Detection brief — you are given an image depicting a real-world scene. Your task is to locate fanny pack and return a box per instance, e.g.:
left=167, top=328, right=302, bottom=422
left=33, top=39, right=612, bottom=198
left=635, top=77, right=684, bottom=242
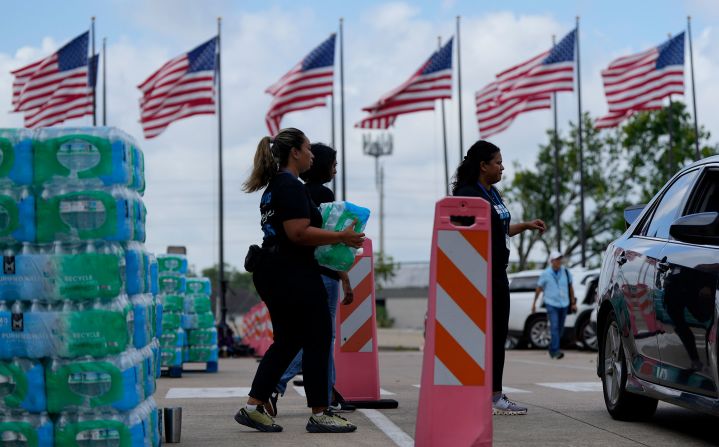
left=244, top=245, right=262, bottom=273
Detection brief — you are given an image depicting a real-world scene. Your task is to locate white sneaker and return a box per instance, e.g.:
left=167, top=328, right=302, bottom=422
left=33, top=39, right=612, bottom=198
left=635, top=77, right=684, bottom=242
left=492, top=394, right=528, bottom=415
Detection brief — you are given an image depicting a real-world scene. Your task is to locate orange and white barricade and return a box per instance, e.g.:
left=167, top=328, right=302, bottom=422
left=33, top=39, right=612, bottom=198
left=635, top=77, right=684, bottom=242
left=334, top=238, right=398, bottom=408
left=415, top=197, right=493, bottom=447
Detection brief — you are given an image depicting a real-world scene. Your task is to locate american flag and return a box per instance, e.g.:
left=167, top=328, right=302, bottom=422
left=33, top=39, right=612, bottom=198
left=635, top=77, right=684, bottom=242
left=11, top=31, right=96, bottom=128
left=475, top=28, right=575, bottom=137
left=265, top=34, right=336, bottom=136
left=356, top=38, right=453, bottom=129
left=138, top=37, right=217, bottom=139
left=475, top=81, right=551, bottom=138
left=595, top=33, right=684, bottom=129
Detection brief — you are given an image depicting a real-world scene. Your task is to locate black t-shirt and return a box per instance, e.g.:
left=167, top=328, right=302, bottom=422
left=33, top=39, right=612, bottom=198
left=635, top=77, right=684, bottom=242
left=306, top=182, right=335, bottom=207
left=260, top=172, right=323, bottom=262
left=305, top=182, right=341, bottom=280
left=454, top=183, right=511, bottom=273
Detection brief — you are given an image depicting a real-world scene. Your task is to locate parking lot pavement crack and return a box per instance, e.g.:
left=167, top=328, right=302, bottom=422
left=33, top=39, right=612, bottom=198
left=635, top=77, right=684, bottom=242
left=529, top=403, right=651, bottom=446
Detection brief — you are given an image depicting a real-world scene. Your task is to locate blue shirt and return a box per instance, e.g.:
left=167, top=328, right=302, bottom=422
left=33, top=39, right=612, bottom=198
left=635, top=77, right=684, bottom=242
left=538, top=267, right=573, bottom=308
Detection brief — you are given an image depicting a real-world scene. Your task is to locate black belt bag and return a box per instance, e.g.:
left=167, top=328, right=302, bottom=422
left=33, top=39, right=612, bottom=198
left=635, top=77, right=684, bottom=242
left=244, top=245, right=262, bottom=272
left=245, top=244, right=280, bottom=272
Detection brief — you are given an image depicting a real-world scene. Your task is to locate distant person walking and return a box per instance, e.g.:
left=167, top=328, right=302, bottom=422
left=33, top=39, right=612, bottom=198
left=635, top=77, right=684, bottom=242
left=236, top=128, right=363, bottom=433
left=532, top=251, right=576, bottom=359
left=452, top=140, right=546, bottom=416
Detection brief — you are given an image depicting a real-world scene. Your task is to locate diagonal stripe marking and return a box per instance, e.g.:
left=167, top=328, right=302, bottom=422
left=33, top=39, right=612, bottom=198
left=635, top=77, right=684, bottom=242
left=434, top=322, right=485, bottom=385
left=437, top=230, right=488, bottom=297
left=342, top=317, right=373, bottom=352
left=347, top=257, right=371, bottom=289
left=433, top=355, right=462, bottom=386
left=436, top=284, right=486, bottom=369
left=340, top=296, right=372, bottom=346
left=436, top=251, right=487, bottom=331
left=340, top=267, right=373, bottom=318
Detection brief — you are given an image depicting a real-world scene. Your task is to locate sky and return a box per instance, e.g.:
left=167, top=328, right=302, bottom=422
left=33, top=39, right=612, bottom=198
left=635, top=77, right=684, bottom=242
left=1, top=0, right=718, bottom=272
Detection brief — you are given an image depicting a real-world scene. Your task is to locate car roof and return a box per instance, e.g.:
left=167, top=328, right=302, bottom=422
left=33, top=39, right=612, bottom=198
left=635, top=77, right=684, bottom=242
left=684, top=155, right=719, bottom=171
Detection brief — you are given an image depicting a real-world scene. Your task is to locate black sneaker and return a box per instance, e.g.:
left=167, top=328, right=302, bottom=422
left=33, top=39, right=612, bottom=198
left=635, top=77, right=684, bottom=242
left=329, top=401, right=356, bottom=413
left=306, top=410, right=357, bottom=433
left=264, top=392, right=279, bottom=417
left=234, top=406, right=283, bottom=432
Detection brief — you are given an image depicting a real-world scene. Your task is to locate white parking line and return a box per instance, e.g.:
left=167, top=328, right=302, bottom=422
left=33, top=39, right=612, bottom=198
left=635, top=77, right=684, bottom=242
left=502, top=386, right=531, bottom=394
left=510, top=359, right=596, bottom=371
left=165, top=387, right=250, bottom=399
left=537, top=382, right=603, bottom=392
left=292, top=386, right=306, bottom=397
left=380, top=388, right=396, bottom=396
left=359, top=409, right=414, bottom=447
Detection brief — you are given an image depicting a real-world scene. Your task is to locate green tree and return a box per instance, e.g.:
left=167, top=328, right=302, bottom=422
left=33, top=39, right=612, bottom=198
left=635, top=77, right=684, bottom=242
left=506, top=113, right=630, bottom=269
left=373, top=251, right=397, bottom=291
left=618, top=101, right=715, bottom=202
left=505, top=103, right=717, bottom=270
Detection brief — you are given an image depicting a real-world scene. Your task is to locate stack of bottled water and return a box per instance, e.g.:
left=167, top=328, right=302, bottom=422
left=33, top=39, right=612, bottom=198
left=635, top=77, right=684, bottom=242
left=157, top=253, right=187, bottom=372
left=183, top=278, right=218, bottom=364
left=0, top=127, right=160, bottom=447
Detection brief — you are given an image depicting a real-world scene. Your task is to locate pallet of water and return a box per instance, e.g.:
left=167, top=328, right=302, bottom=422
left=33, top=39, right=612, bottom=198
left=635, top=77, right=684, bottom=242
left=0, top=126, right=161, bottom=446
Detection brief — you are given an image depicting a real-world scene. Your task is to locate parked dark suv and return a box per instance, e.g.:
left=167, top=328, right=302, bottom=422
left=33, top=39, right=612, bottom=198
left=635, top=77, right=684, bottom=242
left=596, top=155, right=719, bottom=420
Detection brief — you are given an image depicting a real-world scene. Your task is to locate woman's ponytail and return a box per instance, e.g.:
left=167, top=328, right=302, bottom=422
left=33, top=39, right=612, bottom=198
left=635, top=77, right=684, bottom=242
left=242, top=136, right=278, bottom=192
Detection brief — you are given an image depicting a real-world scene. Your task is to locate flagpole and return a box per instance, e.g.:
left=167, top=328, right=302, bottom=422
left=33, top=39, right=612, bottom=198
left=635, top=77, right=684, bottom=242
left=217, top=17, right=227, bottom=328
left=667, top=94, right=675, bottom=175
left=331, top=35, right=337, bottom=194
left=576, top=16, right=586, bottom=267
left=456, top=16, right=464, bottom=159
left=340, top=18, right=347, bottom=200
left=439, top=36, right=449, bottom=196
left=552, top=34, right=561, bottom=253
left=687, top=16, right=700, bottom=160
left=331, top=94, right=337, bottom=193
left=91, top=17, right=97, bottom=126
left=102, top=37, right=107, bottom=126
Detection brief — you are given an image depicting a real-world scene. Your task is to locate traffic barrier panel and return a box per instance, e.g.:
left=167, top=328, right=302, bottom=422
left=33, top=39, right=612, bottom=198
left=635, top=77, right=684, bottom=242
left=334, top=238, right=398, bottom=409
left=415, top=197, right=493, bottom=447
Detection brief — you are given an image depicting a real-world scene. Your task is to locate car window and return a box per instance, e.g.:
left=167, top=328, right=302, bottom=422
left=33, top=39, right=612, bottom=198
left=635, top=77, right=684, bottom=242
left=642, top=169, right=700, bottom=239
left=686, top=169, right=719, bottom=215
left=509, top=276, right=539, bottom=292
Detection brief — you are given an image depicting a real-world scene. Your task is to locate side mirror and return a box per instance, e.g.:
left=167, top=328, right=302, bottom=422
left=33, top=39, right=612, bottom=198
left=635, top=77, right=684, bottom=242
left=624, top=204, right=645, bottom=229
left=669, top=212, right=719, bottom=245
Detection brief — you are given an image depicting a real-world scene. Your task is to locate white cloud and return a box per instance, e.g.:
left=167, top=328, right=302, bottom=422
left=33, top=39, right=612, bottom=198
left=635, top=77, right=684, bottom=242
left=2, top=3, right=716, bottom=270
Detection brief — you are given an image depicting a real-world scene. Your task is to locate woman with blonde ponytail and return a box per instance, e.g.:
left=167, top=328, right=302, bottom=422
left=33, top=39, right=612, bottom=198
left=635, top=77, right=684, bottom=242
left=235, top=128, right=363, bottom=434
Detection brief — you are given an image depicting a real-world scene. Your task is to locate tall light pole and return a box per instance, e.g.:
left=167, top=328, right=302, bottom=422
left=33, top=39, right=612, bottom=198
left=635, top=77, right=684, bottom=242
left=362, top=133, right=393, bottom=254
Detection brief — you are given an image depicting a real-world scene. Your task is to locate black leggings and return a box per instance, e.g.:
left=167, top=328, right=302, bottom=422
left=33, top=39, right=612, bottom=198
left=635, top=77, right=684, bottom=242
left=492, top=273, right=510, bottom=393
left=249, top=257, right=332, bottom=408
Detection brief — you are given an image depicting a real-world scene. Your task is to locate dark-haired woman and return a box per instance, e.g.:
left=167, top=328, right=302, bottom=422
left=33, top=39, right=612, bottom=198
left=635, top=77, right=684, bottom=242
left=271, top=143, right=355, bottom=414
left=235, top=128, right=362, bottom=433
left=451, top=140, right=546, bottom=416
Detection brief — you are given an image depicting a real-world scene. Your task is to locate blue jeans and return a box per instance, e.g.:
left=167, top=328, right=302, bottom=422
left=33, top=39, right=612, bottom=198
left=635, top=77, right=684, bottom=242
left=546, top=304, right=568, bottom=355
left=276, top=275, right=339, bottom=403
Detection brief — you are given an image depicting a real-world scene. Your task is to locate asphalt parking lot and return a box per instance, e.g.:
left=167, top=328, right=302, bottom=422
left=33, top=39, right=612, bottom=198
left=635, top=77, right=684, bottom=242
left=155, top=350, right=719, bottom=446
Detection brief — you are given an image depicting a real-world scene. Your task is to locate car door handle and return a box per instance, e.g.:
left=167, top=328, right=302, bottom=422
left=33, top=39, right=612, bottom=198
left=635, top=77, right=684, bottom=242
left=657, top=256, right=670, bottom=273
left=617, top=251, right=627, bottom=266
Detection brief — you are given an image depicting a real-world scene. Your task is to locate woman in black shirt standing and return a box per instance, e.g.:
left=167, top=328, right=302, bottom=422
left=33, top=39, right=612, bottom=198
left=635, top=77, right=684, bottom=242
left=452, top=140, right=546, bottom=416
left=236, top=128, right=363, bottom=433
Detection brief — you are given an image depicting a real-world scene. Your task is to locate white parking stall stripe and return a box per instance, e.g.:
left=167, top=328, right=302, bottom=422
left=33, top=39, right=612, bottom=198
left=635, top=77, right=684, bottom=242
left=510, top=359, right=596, bottom=371
left=380, top=388, right=396, bottom=396
left=293, top=385, right=306, bottom=397
left=502, top=386, right=531, bottom=394
left=537, top=382, right=603, bottom=392
left=359, top=409, right=414, bottom=447
left=412, top=384, right=531, bottom=394
left=165, top=387, right=250, bottom=399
